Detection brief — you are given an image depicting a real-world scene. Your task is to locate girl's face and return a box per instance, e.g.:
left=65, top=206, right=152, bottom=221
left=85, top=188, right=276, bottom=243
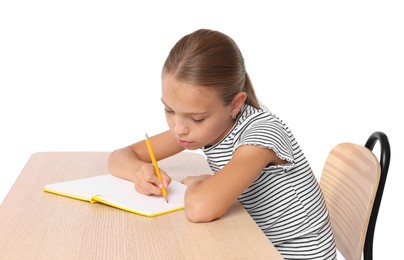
left=162, top=73, right=236, bottom=150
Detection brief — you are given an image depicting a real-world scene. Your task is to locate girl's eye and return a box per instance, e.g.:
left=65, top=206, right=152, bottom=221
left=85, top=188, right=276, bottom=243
left=164, top=109, right=174, bottom=114
left=192, top=118, right=205, bottom=123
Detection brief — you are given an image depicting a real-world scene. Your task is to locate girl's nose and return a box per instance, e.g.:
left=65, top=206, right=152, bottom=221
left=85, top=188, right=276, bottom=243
left=174, top=118, right=189, bottom=136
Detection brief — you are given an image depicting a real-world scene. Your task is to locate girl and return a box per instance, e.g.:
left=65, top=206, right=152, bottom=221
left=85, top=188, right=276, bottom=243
left=108, top=29, right=336, bottom=260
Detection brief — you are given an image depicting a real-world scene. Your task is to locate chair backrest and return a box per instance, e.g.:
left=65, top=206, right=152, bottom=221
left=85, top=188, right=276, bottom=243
left=320, top=131, right=390, bottom=260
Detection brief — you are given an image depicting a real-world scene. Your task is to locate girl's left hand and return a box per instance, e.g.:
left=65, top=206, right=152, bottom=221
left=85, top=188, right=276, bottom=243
left=181, top=174, right=211, bottom=187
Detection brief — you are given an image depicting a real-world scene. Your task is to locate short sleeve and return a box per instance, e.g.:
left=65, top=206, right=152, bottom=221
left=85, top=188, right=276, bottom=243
left=236, top=118, right=295, bottom=171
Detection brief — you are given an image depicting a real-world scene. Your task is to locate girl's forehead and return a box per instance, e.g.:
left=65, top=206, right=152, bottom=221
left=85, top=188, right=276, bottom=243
left=161, top=75, right=224, bottom=112
left=162, top=74, right=218, bottom=98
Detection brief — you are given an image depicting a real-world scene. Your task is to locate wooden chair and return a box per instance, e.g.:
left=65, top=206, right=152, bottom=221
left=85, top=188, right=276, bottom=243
left=320, top=131, right=390, bottom=260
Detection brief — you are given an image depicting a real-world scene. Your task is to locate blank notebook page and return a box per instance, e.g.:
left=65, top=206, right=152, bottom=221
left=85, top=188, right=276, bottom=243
left=43, top=174, right=186, bottom=217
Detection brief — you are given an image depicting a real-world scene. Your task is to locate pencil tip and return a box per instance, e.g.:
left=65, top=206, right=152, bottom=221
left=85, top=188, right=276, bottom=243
left=145, top=133, right=148, bottom=139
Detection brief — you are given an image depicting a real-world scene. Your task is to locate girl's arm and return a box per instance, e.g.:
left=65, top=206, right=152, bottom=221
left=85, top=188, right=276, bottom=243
left=182, top=144, right=286, bottom=222
left=108, top=130, right=184, bottom=195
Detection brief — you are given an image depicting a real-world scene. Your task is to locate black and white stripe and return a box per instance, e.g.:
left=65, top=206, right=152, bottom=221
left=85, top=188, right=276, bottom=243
left=203, top=105, right=336, bottom=260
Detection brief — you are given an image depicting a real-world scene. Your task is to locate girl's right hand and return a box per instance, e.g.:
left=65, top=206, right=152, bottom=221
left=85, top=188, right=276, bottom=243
left=133, top=163, right=171, bottom=196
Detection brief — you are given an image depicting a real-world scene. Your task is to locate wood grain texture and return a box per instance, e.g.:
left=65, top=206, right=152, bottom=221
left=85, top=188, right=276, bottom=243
left=0, top=152, right=283, bottom=259
left=320, top=143, right=380, bottom=260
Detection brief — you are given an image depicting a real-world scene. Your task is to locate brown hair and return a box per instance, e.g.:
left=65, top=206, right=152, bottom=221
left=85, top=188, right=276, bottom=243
left=162, top=29, right=260, bottom=109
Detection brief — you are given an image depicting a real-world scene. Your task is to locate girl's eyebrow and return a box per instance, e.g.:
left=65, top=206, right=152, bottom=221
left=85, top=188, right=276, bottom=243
left=160, top=98, right=209, bottom=115
left=160, top=98, right=170, bottom=108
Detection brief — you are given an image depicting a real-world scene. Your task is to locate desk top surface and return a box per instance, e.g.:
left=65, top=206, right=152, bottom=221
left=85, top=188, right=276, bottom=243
left=0, top=152, right=282, bottom=259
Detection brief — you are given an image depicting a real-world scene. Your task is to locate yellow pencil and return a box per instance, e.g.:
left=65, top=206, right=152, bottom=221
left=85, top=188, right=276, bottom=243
left=144, top=133, right=168, bottom=203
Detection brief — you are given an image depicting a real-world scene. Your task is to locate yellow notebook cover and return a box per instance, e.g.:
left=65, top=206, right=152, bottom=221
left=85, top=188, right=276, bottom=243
left=43, top=174, right=186, bottom=217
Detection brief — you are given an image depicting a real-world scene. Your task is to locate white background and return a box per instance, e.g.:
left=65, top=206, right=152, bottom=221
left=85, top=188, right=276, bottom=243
left=1, top=1, right=403, bottom=258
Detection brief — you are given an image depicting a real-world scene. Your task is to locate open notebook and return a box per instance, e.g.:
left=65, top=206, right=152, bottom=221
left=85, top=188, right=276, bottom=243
left=43, top=174, right=187, bottom=217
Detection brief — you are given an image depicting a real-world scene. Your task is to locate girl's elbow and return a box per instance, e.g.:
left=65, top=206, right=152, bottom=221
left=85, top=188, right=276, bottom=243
left=184, top=198, right=222, bottom=223
left=107, top=152, right=118, bottom=175
left=185, top=206, right=218, bottom=223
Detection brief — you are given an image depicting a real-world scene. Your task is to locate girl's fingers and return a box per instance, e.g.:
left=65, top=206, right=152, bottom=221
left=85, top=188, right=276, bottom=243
left=159, top=169, right=172, bottom=187
left=136, top=164, right=172, bottom=195
left=136, top=181, right=162, bottom=195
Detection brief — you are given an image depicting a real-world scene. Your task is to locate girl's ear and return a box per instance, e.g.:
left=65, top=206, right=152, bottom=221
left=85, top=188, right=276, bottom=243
left=231, top=92, right=247, bottom=118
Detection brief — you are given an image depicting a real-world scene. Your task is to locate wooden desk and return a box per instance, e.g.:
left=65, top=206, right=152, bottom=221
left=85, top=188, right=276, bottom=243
left=0, top=152, right=283, bottom=259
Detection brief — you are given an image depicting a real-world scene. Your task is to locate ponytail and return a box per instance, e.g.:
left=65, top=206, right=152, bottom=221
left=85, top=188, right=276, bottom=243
left=244, top=72, right=260, bottom=109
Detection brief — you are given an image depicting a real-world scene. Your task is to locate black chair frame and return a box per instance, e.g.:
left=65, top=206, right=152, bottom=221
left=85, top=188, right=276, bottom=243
left=363, top=131, right=391, bottom=260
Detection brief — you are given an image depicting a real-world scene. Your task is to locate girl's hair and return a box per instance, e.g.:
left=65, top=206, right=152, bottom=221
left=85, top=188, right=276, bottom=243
left=162, top=29, right=260, bottom=109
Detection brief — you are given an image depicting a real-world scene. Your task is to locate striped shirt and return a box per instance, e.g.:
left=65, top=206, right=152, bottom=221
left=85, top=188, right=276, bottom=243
left=202, top=105, right=336, bottom=260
